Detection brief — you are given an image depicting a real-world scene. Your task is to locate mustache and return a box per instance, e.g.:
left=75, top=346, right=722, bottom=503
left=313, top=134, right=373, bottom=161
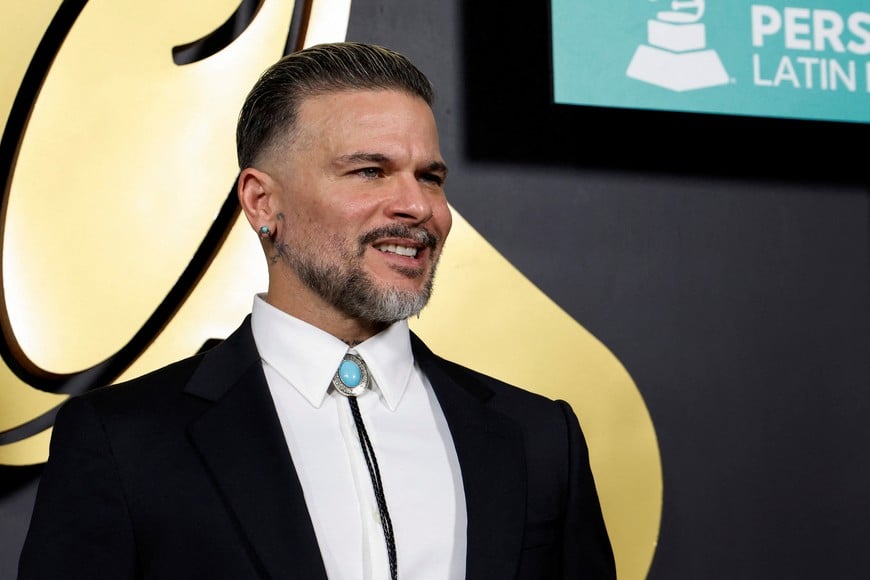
left=360, top=224, right=439, bottom=250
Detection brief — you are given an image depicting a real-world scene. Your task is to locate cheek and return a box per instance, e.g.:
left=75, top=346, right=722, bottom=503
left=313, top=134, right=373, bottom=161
left=293, top=207, right=362, bottom=251
left=286, top=200, right=341, bottom=235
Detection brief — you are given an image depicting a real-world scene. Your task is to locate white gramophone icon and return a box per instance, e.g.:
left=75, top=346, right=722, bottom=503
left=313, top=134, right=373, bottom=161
left=626, top=0, right=729, bottom=91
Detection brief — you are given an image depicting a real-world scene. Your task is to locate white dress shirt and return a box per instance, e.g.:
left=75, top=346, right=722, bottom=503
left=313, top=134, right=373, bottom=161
left=251, top=295, right=467, bottom=579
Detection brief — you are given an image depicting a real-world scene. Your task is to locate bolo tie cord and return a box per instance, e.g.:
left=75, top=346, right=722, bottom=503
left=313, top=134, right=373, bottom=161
left=347, top=396, right=398, bottom=580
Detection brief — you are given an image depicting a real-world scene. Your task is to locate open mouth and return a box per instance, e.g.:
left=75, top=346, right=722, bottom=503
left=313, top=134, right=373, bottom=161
left=373, top=243, right=419, bottom=258
left=363, top=225, right=438, bottom=263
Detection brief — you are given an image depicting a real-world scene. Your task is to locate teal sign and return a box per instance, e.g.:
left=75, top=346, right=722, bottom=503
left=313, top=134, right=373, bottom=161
left=551, top=0, right=870, bottom=124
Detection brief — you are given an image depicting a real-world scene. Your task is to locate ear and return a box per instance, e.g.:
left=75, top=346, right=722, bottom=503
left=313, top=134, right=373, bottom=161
left=237, top=167, right=276, bottom=235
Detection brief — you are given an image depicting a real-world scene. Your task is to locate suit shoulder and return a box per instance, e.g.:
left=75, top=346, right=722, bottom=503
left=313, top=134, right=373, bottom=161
left=72, top=351, right=206, bottom=412
left=435, top=355, right=567, bottom=413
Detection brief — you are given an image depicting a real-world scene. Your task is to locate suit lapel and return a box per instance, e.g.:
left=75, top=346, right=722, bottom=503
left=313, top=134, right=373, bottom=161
left=412, top=334, right=527, bottom=579
left=185, top=319, right=328, bottom=580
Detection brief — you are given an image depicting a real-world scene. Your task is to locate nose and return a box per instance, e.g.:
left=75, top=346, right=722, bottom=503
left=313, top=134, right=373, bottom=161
left=385, top=174, right=435, bottom=225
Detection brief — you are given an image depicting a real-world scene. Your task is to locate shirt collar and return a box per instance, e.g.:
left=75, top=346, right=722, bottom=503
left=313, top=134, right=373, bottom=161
left=250, top=294, right=414, bottom=411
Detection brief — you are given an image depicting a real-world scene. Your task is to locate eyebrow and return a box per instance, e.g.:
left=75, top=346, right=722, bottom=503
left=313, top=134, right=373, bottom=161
left=334, top=152, right=448, bottom=176
left=335, top=152, right=391, bottom=165
left=424, top=160, right=449, bottom=177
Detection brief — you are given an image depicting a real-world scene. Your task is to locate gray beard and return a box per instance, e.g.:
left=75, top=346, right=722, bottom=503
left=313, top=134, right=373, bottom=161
left=299, top=262, right=435, bottom=323
left=286, top=230, right=439, bottom=324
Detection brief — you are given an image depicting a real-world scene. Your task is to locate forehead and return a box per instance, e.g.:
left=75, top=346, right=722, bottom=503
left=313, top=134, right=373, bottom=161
left=292, top=89, right=439, bottom=150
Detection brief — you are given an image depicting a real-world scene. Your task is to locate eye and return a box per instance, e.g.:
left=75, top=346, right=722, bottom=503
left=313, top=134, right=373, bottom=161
left=356, top=167, right=383, bottom=179
left=419, top=172, right=445, bottom=186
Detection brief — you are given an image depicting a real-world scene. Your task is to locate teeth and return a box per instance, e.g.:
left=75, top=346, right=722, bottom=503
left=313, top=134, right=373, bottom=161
left=376, top=243, right=418, bottom=257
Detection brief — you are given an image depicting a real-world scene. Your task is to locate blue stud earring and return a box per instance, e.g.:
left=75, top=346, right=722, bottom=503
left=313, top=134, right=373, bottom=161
left=258, top=225, right=271, bottom=237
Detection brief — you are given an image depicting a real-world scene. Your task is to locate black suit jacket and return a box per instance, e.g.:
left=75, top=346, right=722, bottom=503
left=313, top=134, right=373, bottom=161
left=18, top=317, right=615, bottom=579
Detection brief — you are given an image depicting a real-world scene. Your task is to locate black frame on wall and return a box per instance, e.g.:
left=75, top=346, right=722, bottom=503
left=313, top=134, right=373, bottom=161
left=461, top=1, right=868, bottom=184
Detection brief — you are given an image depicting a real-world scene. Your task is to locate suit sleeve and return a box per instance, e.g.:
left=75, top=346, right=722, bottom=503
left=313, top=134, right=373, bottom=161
left=18, top=395, right=137, bottom=579
left=558, top=400, right=617, bottom=579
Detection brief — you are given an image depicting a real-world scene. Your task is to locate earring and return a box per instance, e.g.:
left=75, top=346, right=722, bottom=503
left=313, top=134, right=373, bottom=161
left=258, top=225, right=271, bottom=238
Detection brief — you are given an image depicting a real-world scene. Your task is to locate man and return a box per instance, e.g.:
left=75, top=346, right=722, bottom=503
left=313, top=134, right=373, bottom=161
left=18, top=42, right=615, bottom=579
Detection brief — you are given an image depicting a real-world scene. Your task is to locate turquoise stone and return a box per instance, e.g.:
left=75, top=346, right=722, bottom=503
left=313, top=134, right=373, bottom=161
left=339, top=359, right=362, bottom=388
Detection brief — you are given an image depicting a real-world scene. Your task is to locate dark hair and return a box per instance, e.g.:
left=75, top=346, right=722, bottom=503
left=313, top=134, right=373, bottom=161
left=236, top=42, right=434, bottom=169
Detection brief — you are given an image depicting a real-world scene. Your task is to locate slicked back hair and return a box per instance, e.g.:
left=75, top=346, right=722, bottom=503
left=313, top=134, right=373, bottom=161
left=236, top=42, right=435, bottom=170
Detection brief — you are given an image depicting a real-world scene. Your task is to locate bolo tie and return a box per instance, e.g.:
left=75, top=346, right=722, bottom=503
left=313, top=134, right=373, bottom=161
left=332, top=353, right=398, bottom=580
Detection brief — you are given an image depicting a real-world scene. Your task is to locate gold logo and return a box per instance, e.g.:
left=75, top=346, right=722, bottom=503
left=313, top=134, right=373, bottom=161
left=0, top=1, right=659, bottom=577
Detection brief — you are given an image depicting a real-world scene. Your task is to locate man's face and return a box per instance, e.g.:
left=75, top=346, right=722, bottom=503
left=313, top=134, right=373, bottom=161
left=266, top=89, right=452, bottom=325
